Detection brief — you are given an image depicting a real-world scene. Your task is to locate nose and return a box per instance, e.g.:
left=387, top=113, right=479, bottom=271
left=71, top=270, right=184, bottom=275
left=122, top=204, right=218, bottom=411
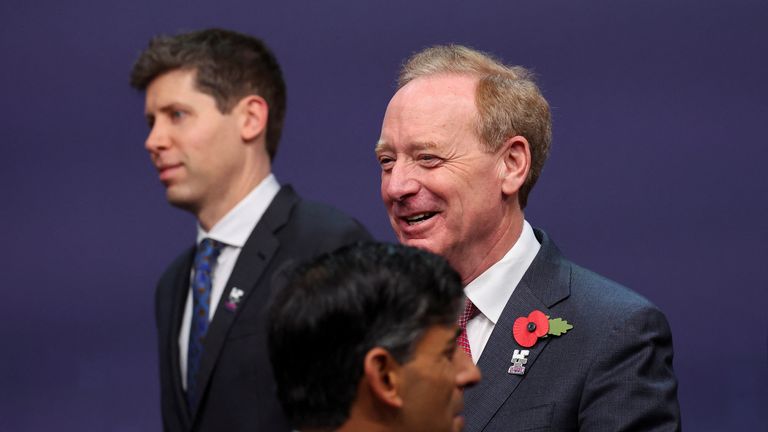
left=144, top=122, right=169, bottom=154
left=455, top=350, right=481, bottom=389
left=382, top=161, right=420, bottom=202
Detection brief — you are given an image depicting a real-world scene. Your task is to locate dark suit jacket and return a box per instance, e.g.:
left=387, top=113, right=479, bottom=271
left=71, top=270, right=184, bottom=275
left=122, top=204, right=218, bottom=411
left=464, top=229, right=681, bottom=432
left=155, top=186, right=371, bottom=432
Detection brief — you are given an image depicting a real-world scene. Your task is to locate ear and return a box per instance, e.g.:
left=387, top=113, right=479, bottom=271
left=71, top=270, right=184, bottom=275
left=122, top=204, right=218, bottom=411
left=236, top=95, right=269, bottom=142
left=363, top=347, right=404, bottom=409
left=499, top=135, right=531, bottom=197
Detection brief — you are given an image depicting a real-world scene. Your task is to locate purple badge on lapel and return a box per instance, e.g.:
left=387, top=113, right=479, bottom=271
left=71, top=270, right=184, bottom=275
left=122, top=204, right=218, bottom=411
left=224, top=287, right=244, bottom=311
left=508, top=349, right=530, bottom=375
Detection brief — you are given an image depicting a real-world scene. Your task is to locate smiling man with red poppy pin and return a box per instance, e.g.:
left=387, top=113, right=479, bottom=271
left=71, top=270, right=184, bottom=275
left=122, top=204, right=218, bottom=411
left=376, top=45, right=681, bottom=431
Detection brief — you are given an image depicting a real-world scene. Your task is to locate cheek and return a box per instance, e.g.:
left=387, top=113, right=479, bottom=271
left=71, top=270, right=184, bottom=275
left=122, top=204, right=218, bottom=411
left=465, top=174, right=503, bottom=211
left=430, top=171, right=476, bottom=205
left=380, top=178, right=389, bottom=201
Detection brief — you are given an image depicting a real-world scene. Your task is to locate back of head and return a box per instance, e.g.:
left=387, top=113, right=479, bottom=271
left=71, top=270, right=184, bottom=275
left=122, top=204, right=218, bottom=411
left=399, top=44, right=552, bottom=208
left=130, top=28, right=286, bottom=159
left=267, top=242, right=464, bottom=431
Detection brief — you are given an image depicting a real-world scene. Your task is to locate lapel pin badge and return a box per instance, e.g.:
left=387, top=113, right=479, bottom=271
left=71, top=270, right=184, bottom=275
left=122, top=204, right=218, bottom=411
left=224, top=287, right=244, bottom=311
left=512, top=309, right=573, bottom=348
left=508, top=349, right=530, bottom=375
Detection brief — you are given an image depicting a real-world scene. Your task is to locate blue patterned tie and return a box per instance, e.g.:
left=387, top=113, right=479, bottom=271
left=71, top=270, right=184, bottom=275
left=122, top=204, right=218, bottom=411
left=187, top=238, right=224, bottom=410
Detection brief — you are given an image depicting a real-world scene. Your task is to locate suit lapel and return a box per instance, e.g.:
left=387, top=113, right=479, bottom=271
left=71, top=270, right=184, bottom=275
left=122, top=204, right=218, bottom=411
left=464, top=230, right=571, bottom=432
left=188, top=186, right=298, bottom=417
left=168, top=248, right=196, bottom=426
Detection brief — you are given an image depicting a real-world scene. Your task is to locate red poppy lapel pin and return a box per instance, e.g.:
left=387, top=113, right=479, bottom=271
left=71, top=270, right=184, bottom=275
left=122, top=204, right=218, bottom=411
left=512, top=309, right=573, bottom=348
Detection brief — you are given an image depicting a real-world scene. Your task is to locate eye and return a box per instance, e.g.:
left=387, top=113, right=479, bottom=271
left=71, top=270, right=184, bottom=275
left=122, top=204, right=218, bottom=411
left=378, top=155, right=395, bottom=172
left=444, top=346, right=456, bottom=361
left=145, top=115, right=155, bottom=128
left=418, top=154, right=442, bottom=167
left=171, top=110, right=186, bottom=122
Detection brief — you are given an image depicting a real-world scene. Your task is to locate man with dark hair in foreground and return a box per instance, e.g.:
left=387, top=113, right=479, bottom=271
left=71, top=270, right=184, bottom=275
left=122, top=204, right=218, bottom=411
left=268, top=242, right=481, bottom=432
left=130, top=28, right=370, bottom=431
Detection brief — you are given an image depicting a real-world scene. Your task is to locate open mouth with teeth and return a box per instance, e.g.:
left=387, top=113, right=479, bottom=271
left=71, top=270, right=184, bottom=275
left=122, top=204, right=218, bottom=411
left=404, top=212, right=437, bottom=225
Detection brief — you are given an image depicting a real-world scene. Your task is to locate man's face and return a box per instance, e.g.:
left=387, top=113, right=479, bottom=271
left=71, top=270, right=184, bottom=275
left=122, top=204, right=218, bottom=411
left=144, top=69, right=244, bottom=215
left=377, top=74, right=510, bottom=275
left=398, top=324, right=481, bottom=432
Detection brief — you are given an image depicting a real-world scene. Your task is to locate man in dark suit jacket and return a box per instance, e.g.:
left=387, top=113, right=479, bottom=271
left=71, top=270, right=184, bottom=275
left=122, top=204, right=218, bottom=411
left=375, top=44, right=681, bottom=431
left=130, top=28, right=370, bottom=431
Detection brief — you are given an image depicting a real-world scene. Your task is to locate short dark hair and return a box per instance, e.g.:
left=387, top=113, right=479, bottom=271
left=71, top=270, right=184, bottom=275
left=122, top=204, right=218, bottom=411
left=267, top=242, right=464, bottom=431
left=129, top=28, right=287, bottom=160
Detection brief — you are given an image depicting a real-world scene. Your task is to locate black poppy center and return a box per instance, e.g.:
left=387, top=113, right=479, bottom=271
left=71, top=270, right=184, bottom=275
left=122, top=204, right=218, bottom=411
left=527, top=322, right=537, bottom=332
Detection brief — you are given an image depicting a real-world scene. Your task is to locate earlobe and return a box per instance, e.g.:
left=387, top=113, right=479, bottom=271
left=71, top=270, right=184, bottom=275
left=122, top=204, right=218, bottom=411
left=500, top=135, right=531, bottom=196
left=363, top=348, right=404, bottom=408
left=238, top=95, right=269, bottom=142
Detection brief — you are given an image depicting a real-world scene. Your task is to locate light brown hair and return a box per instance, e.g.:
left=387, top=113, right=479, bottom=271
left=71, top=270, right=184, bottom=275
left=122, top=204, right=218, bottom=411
left=399, top=45, right=551, bottom=208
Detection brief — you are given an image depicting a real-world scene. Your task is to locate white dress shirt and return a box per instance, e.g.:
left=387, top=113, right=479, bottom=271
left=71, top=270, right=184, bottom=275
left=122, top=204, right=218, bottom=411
left=463, top=220, right=541, bottom=364
left=178, top=174, right=281, bottom=389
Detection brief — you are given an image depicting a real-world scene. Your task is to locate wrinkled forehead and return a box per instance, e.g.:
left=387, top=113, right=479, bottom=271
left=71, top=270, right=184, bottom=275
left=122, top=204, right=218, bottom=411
left=390, top=73, right=478, bottom=115
left=380, top=74, right=479, bottom=146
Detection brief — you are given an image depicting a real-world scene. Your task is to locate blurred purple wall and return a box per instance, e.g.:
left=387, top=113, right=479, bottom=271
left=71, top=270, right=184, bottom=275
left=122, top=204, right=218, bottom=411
left=1, top=0, right=765, bottom=430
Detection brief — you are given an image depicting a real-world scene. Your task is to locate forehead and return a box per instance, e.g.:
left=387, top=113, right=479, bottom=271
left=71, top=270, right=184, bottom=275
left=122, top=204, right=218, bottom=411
left=145, top=69, right=205, bottom=109
left=379, top=74, right=479, bottom=149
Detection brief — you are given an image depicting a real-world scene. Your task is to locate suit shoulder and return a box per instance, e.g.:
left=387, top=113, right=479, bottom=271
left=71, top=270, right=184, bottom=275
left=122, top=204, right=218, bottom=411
left=270, top=196, right=372, bottom=258
left=561, top=262, right=672, bottom=338
left=568, top=262, right=660, bottom=312
left=287, top=198, right=371, bottom=239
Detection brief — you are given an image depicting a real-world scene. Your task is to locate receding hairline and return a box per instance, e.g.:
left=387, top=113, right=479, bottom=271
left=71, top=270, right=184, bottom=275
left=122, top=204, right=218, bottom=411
left=397, top=44, right=513, bottom=87
left=378, top=72, right=484, bottom=154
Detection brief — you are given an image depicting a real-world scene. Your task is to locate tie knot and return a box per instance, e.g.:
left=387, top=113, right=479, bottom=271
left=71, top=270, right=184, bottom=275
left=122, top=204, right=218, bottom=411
left=458, top=299, right=480, bottom=330
left=195, top=238, right=224, bottom=269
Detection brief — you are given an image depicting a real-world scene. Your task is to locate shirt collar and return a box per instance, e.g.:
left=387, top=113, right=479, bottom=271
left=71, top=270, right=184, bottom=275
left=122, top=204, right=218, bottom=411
left=196, top=174, right=280, bottom=247
left=463, top=220, right=541, bottom=325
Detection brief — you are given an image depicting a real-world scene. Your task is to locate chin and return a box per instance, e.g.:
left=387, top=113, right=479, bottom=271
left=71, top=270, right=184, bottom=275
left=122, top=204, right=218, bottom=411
left=165, top=189, right=199, bottom=212
left=451, top=415, right=465, bottom=432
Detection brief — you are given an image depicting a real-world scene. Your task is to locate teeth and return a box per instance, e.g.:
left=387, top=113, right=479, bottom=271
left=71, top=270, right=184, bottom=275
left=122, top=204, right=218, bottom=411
left=405, top=213, right=434, bottom=225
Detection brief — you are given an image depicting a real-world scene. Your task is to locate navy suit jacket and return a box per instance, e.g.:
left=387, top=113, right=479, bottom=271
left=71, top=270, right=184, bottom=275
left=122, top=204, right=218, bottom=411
left=155, top=186, right=371, bottom=432
left=464, top=230, right=681, bottom=431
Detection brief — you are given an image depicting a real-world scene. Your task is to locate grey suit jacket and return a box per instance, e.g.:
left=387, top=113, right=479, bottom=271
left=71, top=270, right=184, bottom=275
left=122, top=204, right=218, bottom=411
left=464, top=229, right=681, bottom=432
left=155, top=185, right=371, bottom=432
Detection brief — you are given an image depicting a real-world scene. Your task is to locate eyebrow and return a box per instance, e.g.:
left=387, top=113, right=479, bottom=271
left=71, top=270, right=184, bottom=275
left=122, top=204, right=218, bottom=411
left=374, top=140, right=440, bottom=155
left=444, top=327, right=463, bottom=349
left=374, top=139, right=389, bottom=154
left=145, top=102, right=188, bottom=117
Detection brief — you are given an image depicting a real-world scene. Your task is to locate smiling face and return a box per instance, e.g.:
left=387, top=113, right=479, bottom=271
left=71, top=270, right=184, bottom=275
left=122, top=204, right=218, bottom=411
left=397, top=324, right=480, bottom=432
left=144, top=69, right=249, bottom=224
left=377, top=74, right=518, bottom=281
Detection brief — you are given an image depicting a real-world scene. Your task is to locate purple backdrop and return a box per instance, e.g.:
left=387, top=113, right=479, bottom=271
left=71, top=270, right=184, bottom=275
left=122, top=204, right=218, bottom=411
left=1, top=0, right=766, bottom=430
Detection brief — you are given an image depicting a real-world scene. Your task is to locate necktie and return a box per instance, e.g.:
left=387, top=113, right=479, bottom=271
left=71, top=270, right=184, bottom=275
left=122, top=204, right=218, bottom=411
left=457, top=298, right=480, bottom=357
left=187, top=238, right=224, bottom=410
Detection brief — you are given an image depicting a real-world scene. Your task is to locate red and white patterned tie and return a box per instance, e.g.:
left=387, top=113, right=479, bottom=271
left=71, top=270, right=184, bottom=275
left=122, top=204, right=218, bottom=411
left=457, top=299, right=480, bottom=356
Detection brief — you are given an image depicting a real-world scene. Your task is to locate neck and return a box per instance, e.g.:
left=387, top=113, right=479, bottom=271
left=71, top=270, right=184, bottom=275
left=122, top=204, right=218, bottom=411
left=334, top=387, right=400, bottom=432
left=196, top=156, right=271, bottom=231
left=458, top=209, right=524, bottom=285
left=336, top=418, right=392, bottom=432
